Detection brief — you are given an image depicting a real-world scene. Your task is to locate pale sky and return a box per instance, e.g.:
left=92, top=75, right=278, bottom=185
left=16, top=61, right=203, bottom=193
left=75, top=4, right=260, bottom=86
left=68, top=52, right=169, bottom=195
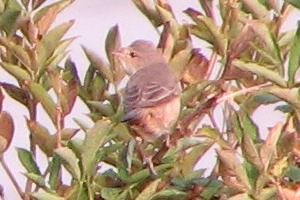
left=0, top=1, right=299, bottom=199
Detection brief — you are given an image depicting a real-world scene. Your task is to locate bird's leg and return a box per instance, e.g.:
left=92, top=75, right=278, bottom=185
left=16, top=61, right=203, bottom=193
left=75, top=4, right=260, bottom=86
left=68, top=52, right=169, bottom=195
left=144, top=154, right=157, bottom=176
left=136, top=141, right=157, bottom=175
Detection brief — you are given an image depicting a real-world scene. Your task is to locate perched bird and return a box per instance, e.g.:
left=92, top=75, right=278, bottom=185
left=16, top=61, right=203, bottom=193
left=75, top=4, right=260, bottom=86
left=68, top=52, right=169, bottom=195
left=112, top=40, right=181, bottom=173
left=113, top=40, right=181, bottom=141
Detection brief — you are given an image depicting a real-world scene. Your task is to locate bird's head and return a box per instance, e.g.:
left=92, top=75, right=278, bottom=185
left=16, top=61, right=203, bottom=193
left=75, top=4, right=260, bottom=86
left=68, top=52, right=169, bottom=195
left=112, top=40, right=166, bottom=75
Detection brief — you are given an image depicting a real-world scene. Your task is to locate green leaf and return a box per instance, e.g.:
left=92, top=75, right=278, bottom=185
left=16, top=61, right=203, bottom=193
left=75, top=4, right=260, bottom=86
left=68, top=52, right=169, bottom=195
left=184, top=9, right=226, bottom=55
left=28, top=82, right=56, bottom=124
left=36, top=20, right=74, bottom=67
left=54, top=147, right=81, bottom=180
left=81, top=120, right=114, bottom=176
left=135, top=179, right=160, bottom=200
left=232, top=59, right=286, bottom=87
left=149, top=189, right=188, bottom=200
left=45, top=37, right=76, bottom=69
left=268, top=87, right=300, bottom=109
left=24, top=172, right=46, bottom=187
left=49, top=154, right=61, bottom=190
left=0, top=37, right=31, bottom=69
left=195, top=126, right=231, bottom=149
left=169, top=42, right=192, bottom=78
left=181, top=81, right=211, bottom=106
left=242, top=133, right=263, bottom=172
left=253, top=93, right=279, bottom=104
left=82, top=46, right=114, bottom=83
left=156, top=2, right=178, bottom=37
left=101, top=187, right=122, bottom=199
left=181, top=139, right=214, bottom=176
left=239, top=111, right=259, bottom=141
left=132, top=0, right=162, bottom=27
left=90, top=75, right=106, bottom=101
left=218, top=149, right=252, bottom=192
left=228, top=193, right=253, bottom=200
left=105, top=25, right=125, bottom=85
left=60, top=128, right=79, bottom=141
left=256, top=188, right=277, bottom=200
left=288, top=22, right=300, bottom=86
left=0, top=9, right=20, bottom=34
left=242, top=0, right=269, bottom=21
left=87, top=101, right=114, bottom=117
left=232, top=111, right=243, bottom=142
left=275, top=104, right=292, bottom=113
left=248, top=20, right=280, bottom=62
left=286, top=0, right=300, bottom=10
left=286, top=166, right=300, bottom=183
left=17, top=148, right=41, bottom=174
left=105, top=25, right=121, bottom=64
left=1, top=62, right=31, bottom=81
left=184, top=9, right=214, bottom=44
left=31, top=191, right=65, bottom=200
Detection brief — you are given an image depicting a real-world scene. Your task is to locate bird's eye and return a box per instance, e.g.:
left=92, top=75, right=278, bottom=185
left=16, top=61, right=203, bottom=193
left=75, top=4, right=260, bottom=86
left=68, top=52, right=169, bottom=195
left=129, top=52, right=137, bottom=58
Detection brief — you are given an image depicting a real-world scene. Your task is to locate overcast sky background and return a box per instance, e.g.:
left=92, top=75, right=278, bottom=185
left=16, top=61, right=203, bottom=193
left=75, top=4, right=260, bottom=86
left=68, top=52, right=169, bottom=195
left=0, top=0, right=300, bottom=199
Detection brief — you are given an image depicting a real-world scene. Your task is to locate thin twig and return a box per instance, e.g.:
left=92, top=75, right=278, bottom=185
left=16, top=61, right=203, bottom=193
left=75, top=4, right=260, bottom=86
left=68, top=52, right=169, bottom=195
left=216, top=84, right=269, bottom=104
left=56, top=70, right=64, bottom=148
left=276, top=4, right=292, bottom=36
left=25, top=100, right=37, bottom=199
left=0, top=155, right=23, bottom=199
left=205, top=51, right=218, bottom=80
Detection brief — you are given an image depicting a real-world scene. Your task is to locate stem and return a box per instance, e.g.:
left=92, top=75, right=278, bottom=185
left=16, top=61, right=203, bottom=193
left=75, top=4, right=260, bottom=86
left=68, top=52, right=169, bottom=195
left=56, top=70, right=64, bottom=148
left=204, top=51, right=218, bottom=80
left=276, top=4, right=292, bottom=36
left=25, top=100, right=37, bottom=200
left=0, top=155, right=24, bottom=199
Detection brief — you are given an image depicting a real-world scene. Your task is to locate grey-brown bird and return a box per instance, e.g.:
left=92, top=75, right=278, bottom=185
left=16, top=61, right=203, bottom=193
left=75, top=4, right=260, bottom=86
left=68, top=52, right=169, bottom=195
left=113, top=40, right=181, bottom=141
left=112, top=40, right=181, bottom=173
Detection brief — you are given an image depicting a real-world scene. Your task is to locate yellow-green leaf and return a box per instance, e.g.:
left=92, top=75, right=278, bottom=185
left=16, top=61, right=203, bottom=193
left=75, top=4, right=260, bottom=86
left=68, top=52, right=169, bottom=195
left=1, top=62, right=31, bottom=81
left=232, top=59, right=286, bottom=87
left=28, top=82, right=56, bottom=124
left=55, top=147, right=81, bottom=180
left=36, top=20, right=74, bottom=67
left=82, top=46, right=114, bottom=83
left=81, top=120, right=114, bottom=175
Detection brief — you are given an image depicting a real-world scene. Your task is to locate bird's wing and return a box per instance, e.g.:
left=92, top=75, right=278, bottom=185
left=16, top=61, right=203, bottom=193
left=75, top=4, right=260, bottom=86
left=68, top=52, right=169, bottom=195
left=122, top=81, right=180, bottom=122
left=122, top=64, right=181, bottom=122
left=139, top=81, right=179, bottom=107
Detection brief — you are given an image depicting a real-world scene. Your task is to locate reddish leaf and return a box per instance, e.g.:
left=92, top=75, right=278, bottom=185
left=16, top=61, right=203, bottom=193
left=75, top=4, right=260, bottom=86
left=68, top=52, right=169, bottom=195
left=26, top=119, right=55, bottom=156
left=158, top=22, right=174, bottom=61
left=260, top=122, right=283, bottom=171
left=62, top=78, right=78, bottom=116
left=1, top=82, right=30, bottom=107
left=0, top=112, right=14, bottom=153
left=32, top=0, right=46, bottom=9
left=182, top=48, right=209, bottom=84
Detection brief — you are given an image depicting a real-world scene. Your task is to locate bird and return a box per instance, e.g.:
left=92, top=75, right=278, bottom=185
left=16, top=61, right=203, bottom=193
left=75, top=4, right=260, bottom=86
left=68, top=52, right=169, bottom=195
left=112, top=40, right=181, bottom=174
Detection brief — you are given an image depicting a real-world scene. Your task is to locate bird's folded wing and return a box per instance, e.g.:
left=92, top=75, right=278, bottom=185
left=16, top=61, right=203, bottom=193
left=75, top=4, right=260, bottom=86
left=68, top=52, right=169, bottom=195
left=125, top=81, right=179, bottom=109
left=122, top=81, right=179, bottom=122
